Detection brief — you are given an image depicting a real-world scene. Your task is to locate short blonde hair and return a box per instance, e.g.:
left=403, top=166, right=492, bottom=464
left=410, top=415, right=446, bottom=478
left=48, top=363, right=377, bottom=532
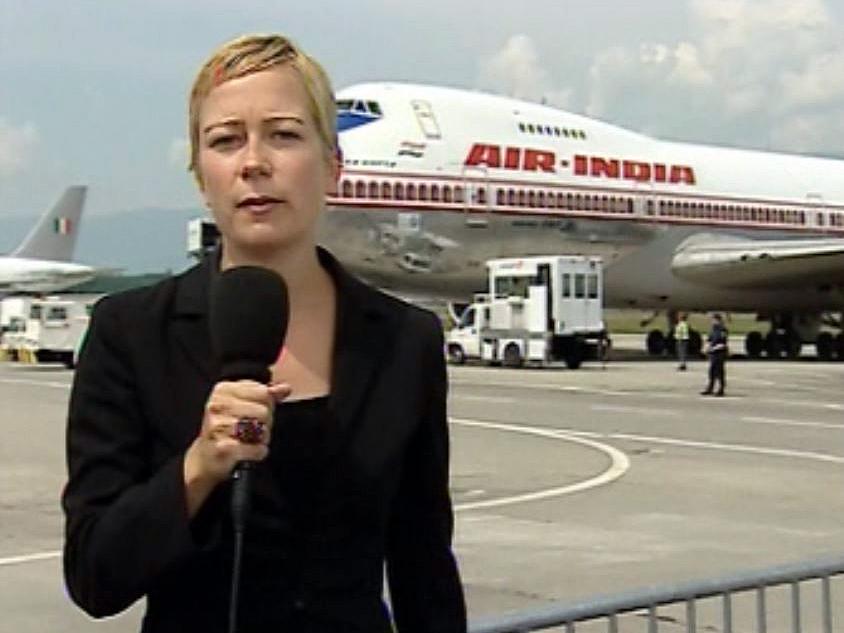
left=188, top=34, right=336, bottom=181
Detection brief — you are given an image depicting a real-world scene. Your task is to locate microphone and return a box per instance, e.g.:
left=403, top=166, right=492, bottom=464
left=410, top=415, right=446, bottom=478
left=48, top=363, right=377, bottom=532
left=209, top=265, right=289, bottom=526
left=209, top=265, right=288, bottom=633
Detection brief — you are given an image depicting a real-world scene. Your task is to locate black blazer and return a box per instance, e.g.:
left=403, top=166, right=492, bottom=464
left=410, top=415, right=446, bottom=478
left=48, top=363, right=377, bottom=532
left=62, top=248, right=466, bottom=633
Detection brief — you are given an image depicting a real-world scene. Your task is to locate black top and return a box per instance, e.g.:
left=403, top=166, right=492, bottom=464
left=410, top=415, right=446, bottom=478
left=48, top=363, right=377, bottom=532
left=707, top=324, right=729, bottom=356
left=235, top=396, right=390, bottom=631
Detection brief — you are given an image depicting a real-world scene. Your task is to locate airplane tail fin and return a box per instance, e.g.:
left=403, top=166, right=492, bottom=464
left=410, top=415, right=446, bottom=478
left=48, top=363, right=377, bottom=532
left=11, top=186, right=87, bottom=261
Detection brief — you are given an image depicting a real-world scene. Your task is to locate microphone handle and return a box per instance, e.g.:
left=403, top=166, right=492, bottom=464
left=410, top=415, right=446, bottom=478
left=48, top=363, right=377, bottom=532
left=229, top=461, right=254, bottom=633
left=231, top=460, right=255, bottom=534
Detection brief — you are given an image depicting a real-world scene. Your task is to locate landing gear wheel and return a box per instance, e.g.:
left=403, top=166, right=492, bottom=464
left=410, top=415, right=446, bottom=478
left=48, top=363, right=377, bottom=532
left=836, top=334, right=844, bottom=361
left=688, top=330, right=703, bottom=357
left=785, top=336, right=802, bottom=359
left=646, top=329, right=665, bottom=356
left=816, top=332, right=834, bottom=361
left=765, top=332, right=783, bottom=359
left=745, top=331, right=763, bottom=359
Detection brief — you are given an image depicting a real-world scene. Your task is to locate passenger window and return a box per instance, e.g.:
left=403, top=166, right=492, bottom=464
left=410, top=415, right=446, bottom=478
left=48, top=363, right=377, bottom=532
left=562, top=274, right=571, bottom=298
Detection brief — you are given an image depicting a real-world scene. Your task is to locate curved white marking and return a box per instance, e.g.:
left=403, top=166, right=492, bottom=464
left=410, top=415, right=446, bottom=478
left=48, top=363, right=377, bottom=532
left=0, top=551, right=60, bottom=567
left=610, top=433, right=844, bottom=464
left=450, top=417, right=631, bottom=511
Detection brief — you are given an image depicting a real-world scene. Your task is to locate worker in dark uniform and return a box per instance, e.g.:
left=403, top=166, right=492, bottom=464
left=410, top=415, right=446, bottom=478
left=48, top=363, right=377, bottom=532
left=701, top=313, right=728, bottom=396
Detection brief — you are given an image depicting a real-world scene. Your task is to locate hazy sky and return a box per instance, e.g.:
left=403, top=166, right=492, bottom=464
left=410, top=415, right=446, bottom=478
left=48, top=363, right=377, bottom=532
left=3, top=0, right=844, bottom=218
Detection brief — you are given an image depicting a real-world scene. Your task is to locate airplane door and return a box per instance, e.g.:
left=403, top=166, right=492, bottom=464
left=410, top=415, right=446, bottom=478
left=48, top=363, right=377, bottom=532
left=462, top=166, right=490, bottom=228
left=806, top=193, right=828, bottom=233
left=632, top=181, right=655, bottom=218
left=411, top=100, right=442, bottom=140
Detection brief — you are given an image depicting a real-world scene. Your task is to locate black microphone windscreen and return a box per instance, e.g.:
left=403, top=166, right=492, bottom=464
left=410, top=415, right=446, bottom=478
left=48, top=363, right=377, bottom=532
left=209, top=266, right=289, bottom=383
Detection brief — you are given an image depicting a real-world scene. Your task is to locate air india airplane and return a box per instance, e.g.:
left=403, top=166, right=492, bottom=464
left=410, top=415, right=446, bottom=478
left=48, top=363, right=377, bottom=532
left=321, top=82, right=844, bottom=360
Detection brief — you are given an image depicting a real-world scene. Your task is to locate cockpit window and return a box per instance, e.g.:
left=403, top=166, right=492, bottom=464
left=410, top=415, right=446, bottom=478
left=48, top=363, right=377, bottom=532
left=336, top=99, right=382, bottom=116
left=336, top=97, right=384, bottom=132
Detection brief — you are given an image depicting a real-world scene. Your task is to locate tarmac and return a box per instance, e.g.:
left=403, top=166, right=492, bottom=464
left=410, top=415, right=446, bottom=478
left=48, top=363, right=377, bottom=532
left=1, top=351, right=842, bottom=632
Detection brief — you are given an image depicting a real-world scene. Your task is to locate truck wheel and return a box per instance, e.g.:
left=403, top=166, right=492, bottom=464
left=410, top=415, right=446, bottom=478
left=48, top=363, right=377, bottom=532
left=565, top=339, right=584, bottom=369
left=503, top=343, right=523, bottom=368
left=448, top=344, right=466, bottom=365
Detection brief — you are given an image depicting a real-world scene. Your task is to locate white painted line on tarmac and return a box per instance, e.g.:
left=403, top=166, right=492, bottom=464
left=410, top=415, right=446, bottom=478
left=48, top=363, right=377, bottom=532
left=591, top=404, right=678, bottom=417
left=450, top=377, right=844, bottom=410
left=608, top=433, right=844, bottom=464
left=450, top=394, right=515, bottom=404
left=0, top=550, right=60, bottom=567
left=450, top=417, right=630, bottom=511
left=740, top=416, right=844, bottom=431
left=0, top=377, right=71, bottom=390
left=449, top=379, right=630, bottom=397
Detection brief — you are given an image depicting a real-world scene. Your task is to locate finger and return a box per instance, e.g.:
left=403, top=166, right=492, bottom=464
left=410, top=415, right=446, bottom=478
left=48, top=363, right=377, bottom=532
left=214, top=438, right=269, bottom=464
left=206, top=395, right=273, bottom=423
left=268, top=382, right=292, bottom=403
left=229, top=380, right=277, bottom=405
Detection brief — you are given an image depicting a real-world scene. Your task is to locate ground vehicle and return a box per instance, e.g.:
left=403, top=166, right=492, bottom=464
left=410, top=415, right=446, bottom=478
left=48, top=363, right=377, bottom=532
left=447, top=255, right=607, bottom=369
left=16, top=296, right=100, bottom=368
left=0, top=297, right=34, bottom=360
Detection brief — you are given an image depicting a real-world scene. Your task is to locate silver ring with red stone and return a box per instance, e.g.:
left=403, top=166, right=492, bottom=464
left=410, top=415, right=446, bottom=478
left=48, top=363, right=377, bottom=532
left=233, top=417, right=266, bottom=444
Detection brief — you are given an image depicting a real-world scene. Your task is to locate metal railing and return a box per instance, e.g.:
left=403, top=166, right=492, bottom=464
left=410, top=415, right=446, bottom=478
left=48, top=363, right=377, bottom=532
left=470, top=553, right=843, bottom=633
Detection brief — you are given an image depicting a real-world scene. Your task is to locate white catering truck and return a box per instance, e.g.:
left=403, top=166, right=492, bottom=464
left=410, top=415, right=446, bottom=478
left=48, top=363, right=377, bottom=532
left=16, top=295, right=100, bottom=367
left=447, top=255, right=607, bottom=369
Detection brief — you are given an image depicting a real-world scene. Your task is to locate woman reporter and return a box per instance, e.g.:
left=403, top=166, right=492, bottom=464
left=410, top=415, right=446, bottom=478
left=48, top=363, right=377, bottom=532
left=62, top=34, right=466, bottom=632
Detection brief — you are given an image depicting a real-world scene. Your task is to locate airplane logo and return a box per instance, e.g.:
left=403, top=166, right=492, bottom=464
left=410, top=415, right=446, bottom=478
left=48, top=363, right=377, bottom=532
left=464, top=143, right=697, bottom=185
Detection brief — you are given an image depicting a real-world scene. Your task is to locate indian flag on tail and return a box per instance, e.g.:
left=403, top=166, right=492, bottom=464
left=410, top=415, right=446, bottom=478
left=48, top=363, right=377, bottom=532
left=54, top=217, right=73, bottom=235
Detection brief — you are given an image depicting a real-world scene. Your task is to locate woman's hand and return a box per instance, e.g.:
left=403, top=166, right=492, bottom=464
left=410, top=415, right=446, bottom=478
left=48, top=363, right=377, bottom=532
left=183, top=380, right=291, bottom=517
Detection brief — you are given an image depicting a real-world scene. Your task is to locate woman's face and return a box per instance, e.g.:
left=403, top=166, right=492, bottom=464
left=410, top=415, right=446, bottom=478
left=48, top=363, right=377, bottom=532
left=197, top=66, right=337, bottom=256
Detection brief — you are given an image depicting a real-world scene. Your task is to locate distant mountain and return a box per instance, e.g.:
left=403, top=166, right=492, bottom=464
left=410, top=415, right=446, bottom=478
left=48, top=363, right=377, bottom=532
left=1, top=207, right=208, bottom=274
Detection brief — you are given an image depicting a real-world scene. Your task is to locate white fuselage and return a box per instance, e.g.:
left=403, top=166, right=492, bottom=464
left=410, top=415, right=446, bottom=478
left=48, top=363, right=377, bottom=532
left=0, top=257, right=96, bottom=293
left=321, top=83, right=844, bottom=312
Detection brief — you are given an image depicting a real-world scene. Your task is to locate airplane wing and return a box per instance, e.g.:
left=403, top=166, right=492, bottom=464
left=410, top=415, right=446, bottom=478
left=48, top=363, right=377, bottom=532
left=671, top=233, right=844, bottom=289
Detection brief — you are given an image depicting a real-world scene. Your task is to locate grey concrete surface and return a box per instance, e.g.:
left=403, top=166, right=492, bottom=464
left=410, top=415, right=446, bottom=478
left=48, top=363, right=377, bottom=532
left=0, top=356, right=842, bottom=632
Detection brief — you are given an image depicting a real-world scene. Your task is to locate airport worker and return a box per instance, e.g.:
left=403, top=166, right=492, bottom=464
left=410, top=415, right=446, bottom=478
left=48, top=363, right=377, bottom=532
left=62, top=33, right=466, bottom=633
left=701, top=313, right=728, bottom=396
left=675, top=312, right=690, bottom=370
